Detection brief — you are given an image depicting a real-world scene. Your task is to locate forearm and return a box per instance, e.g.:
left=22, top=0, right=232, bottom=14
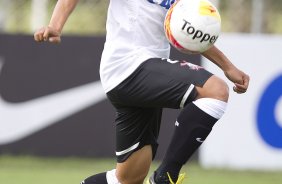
left=202, top=45, right=235, bottom=72
left=49, top=0, right=79, bottom=33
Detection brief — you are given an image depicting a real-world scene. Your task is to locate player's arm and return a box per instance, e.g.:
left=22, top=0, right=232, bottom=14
left=202, top=45, right=250, bottom=94
left=34, top=0, right=80, bottom=43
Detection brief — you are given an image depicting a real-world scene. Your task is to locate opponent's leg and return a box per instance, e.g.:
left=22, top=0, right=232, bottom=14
left=152, top=75, right=229, bottom=183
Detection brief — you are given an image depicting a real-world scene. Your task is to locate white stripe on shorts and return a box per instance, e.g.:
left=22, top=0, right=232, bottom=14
left=115, top=142, right=140, bottom=156
left=180, top=84, right=195, bottom=109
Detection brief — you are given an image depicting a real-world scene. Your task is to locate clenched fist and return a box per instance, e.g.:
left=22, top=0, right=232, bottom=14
left=34, top=26, right=61, bottom=43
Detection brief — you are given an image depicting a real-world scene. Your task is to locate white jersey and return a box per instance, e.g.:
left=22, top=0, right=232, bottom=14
left=100, top=0, right=175, bottom=93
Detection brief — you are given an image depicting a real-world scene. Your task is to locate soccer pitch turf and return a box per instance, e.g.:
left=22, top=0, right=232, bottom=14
left=0, top=155, right=281, bottom=184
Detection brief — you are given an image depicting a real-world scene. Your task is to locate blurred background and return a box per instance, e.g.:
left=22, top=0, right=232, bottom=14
left=0, top=0, right=282, bottom=34
left=0, top=0, right=282, bottom=184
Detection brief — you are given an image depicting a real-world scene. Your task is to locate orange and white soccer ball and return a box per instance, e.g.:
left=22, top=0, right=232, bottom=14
left=164, top=0, right=221, bottom=54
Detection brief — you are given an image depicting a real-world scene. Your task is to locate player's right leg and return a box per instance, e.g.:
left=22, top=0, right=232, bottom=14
left=81, top=98, right=162, bottom=184
left=115, top=145, right=153, bottom=184
left=81, top=145, right=153, bottom=184
left=81, top=145, right=152, bottom=184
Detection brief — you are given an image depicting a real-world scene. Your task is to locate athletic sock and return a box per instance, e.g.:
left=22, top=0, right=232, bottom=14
left=81, top=169, right=121, bottom=184
left=155, top=98, right=227, bottom=183
left=81, top=172, right=107, bottom=184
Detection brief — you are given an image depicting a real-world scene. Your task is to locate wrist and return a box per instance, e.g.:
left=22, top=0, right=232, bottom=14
left=220, top=60, right=235, bottom=72
left=48, top=23, right=62, bottom=34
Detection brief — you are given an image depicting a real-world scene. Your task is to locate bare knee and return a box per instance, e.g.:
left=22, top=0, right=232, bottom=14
left=196, top=75, right=229, bottom=102
left=116, top=145, right=152, bottom=184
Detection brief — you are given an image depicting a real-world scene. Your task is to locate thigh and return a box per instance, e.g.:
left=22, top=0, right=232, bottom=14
left=114, top=106, right=162, bottom=163
left=108, top=58, right=213, bottom=109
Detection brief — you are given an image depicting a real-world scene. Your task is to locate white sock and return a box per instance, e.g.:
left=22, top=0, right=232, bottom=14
left=193, top=98, right=227, bottom=119
left=106, top=169, right=120, bottom=184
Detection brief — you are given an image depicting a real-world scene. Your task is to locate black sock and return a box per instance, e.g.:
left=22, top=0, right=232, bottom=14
left=156, top=103, right=218, bottom=182
left=81, top=172, right=107, bottom=184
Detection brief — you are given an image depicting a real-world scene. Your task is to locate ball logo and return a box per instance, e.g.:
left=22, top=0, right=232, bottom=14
left=164, top=0, right=221, bottom=53
left=199, top=0, right=221, bottom=20
left=257, top=74, right=282, bottom=148
left=181, top=19, right=219, bottom=44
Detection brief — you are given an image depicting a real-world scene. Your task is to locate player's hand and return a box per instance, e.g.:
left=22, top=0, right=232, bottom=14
left=34, top=26, right=61, bottom=44
left=224, top=67, right=250, bottom=94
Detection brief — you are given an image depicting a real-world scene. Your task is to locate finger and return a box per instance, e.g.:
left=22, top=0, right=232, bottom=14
left=34, top=33, right=40, bottom=42
left=38, top=27, right=45, bottom=34
left=234, top=87, right=247, bottom=94
left=235, top=83, right=248, bottom=91
left=233, top=86, right=245, bottom=94
left=34, top=27, right=46, bottom=42
left=34, top=32, right=43, bottom=42
left=49, top=36, right=61, bottom=44
left=235, top=83, right=247, bottom=88
left=39, top=33, right=44, bottom=42
left=234, top=83, right=247, bottom=92
left=233, top=85, right=247, bottom=94
left=243, top=75, right=250, bottom=88
left=43, top=28, right=50, bottom=41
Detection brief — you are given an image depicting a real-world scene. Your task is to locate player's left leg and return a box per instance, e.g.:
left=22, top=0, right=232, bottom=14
left=151, top=75, right=228, bottom=183
left=121, top=58, right=227, bottom=184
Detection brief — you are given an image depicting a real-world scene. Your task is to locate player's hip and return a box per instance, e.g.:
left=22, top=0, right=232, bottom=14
left=107, top=58, right=213, bottom=109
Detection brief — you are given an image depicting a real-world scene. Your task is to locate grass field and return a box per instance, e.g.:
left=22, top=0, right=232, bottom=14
left=0, top=155, right=282, bottom=184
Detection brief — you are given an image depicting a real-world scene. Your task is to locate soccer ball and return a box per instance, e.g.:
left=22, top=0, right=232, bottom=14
left=164, top=0, right=221, bottom=54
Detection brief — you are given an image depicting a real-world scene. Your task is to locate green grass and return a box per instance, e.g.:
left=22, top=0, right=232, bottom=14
left=0, top=156, right=282, bottom=184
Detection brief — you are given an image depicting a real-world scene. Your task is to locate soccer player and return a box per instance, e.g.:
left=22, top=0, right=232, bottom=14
left=34, top=0, right=250, bottom=184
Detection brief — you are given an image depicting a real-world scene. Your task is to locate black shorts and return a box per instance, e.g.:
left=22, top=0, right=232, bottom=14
left=106, top=58, right=213, bottom=162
